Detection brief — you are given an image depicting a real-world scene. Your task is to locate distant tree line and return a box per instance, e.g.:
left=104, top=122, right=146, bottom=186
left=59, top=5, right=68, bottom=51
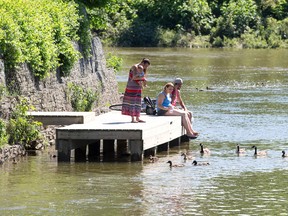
left=79, top=0, right=288, bottom=48
left=1, top=0, right=287, bottom=80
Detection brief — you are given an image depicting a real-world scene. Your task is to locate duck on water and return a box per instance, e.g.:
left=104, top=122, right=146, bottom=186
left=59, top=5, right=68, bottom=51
left=167, top=160, right=185, bottom=167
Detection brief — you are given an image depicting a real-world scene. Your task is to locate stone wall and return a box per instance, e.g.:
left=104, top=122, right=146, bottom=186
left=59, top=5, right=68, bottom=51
left=0, top=36, right=120, bottom=116
left=0, top=37, right=121, bottom=160
left=0, top=145, right=26, bottom=165
left=0, top=60, right=5, bottom=86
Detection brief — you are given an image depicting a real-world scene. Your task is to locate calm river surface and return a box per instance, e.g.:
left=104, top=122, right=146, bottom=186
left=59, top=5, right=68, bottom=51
left=1, top=48, right=288, bottom=216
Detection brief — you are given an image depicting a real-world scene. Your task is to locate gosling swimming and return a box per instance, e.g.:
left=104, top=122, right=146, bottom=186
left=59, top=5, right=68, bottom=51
left=236, top=144, right=245, bottom=154
left=200, top=143, right=210, bottom=154
left=192, top=160, right=210, bottom=166
left=149, top=155, right=159, bottom=163
left=167, top=160, right=185, bottom=167
left=251, top=145, right=267, bottom=156
left=181, top=152, right=194, bottom=161
left=282, top=151, right=288, bottom=157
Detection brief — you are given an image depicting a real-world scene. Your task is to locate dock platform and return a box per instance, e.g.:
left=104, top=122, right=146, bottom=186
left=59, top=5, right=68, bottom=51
left=55, top=111, right=187, bottom=162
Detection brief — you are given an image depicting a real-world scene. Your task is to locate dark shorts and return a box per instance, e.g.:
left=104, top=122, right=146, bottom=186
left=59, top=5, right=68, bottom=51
left=157, top=109, right=168, bottom=116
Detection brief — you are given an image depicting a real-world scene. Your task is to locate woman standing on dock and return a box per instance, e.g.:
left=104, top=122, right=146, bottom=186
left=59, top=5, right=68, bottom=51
left=156, top=82, right=199, bottom=139
left=122, top=58, right=151, bottom=123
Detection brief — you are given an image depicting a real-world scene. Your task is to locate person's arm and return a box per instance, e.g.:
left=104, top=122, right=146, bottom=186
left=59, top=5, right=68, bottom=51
left=131, top=66, right=144, bottom=81
left=157, top=93, right=169, bottom=110
left=178, top=91, right=188, bottom=111
left=171, top=89, right=177, bottom=106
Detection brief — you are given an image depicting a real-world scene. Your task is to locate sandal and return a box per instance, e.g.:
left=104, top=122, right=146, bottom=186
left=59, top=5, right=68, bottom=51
left=187, top=135, right=198, bottom=139
left=137, top=119, right=146, bottom=123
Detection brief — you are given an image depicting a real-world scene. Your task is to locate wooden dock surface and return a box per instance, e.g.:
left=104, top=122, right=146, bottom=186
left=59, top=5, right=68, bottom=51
left=55, top=111, right=186, bottom=162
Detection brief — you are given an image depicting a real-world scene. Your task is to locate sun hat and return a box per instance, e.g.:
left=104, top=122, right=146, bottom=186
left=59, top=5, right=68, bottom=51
left=174, top=78, right=183, bottom=84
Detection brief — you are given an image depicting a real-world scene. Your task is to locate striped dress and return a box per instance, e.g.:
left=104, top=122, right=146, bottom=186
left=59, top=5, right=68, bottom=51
left=121, top=67, right=142, bottom=117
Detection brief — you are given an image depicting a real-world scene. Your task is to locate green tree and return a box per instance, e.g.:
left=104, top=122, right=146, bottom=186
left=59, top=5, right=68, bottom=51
left=0, top=0, right=81, bottom=79
left=218, top=0, right=260, bottom=38
left=179, top=0, right=213, bottom=35
left=87, top=0, right=137, bottom=45
left=255, top=0, right=288, bottom=20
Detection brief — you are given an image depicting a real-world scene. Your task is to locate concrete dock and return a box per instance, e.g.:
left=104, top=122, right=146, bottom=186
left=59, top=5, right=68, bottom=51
left=55, top=111, right=187, bottom=162
left=28, top=111, right=96, bottom=125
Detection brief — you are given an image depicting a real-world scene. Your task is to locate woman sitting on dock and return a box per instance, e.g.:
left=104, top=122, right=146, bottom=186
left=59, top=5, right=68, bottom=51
left=156, top=82, right=199, bottom=139
left=122, top=58, right=151, bottom=123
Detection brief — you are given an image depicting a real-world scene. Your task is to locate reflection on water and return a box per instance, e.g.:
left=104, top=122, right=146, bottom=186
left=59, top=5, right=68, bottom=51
left=1, top=48, right=288, bottom=215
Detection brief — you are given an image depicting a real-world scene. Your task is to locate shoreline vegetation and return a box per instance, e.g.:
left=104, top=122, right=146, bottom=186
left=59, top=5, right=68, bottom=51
left=88, top=0, right=288, bottom=49
left=0, top=0, right=287, bottom=163
left=0, top=1, right=287, bottom=78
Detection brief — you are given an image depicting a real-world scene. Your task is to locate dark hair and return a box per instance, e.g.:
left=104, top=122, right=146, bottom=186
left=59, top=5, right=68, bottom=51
left=141, top=58, right=150, bottom=65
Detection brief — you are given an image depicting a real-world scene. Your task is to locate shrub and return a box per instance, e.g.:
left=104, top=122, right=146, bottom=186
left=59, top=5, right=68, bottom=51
left=157, top=29, right=177, bottom=47
left=190, top=35, right=211, bottom=48
left=241, top=30, right=268, bottom=48
left=279, top=18, right=288, bottom=39
left=0, top=0, right=81, bottom=79
left=267, top=33, right=282, bottom=48
left=223, top=37, right=241, bottom=48
left=212, top=36, right=223, bottom=47
left=106, top=53, right=123, bottom=73
left=67, top=82, right=98, bottom=111
left=7, top=98, right=43, bottom=148
left=0, top=119, right=8, bottom=147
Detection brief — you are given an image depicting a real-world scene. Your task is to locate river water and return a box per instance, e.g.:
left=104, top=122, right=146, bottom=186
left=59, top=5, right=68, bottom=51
left=1, top=48, right=288, bottom=216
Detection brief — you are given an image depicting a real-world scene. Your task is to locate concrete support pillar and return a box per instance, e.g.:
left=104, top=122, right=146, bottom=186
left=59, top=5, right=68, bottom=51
left=88, top=140, right=101, bottom=161
left=75, top=144, right=87, bottom=162
left=116, top=139, right=129, bottom=156
left=56, top=139, right=73, bottom=162
left=103, top=139, right=115, bottom=155
left=128, top=139, right=143, bottom=161
left=157, top=142, right=169, bottom=152
left=144, top=147, right=157, bottom=157
left=169, top=137, right=181, bottom=148
left=102, top=139, right=115, bottom=161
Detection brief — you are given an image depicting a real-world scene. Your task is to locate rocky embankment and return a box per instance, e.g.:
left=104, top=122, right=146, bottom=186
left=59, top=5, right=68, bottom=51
left=0, top=145, right=26, bottom=164
left=0, top=36, right=120, bottom=165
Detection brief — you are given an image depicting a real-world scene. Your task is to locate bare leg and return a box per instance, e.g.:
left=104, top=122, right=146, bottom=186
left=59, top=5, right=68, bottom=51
left=188, top=111, right=193, bottom=123
left=187, top=110, right=197, bottom=134
left=131, top=116, right=138, bottom=123
left=165, top=109, right=197, bottom=136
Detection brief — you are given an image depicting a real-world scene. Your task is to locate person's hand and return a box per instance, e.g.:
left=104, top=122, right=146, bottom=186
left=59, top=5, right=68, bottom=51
left=168, top=105, right=174, bottom=113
